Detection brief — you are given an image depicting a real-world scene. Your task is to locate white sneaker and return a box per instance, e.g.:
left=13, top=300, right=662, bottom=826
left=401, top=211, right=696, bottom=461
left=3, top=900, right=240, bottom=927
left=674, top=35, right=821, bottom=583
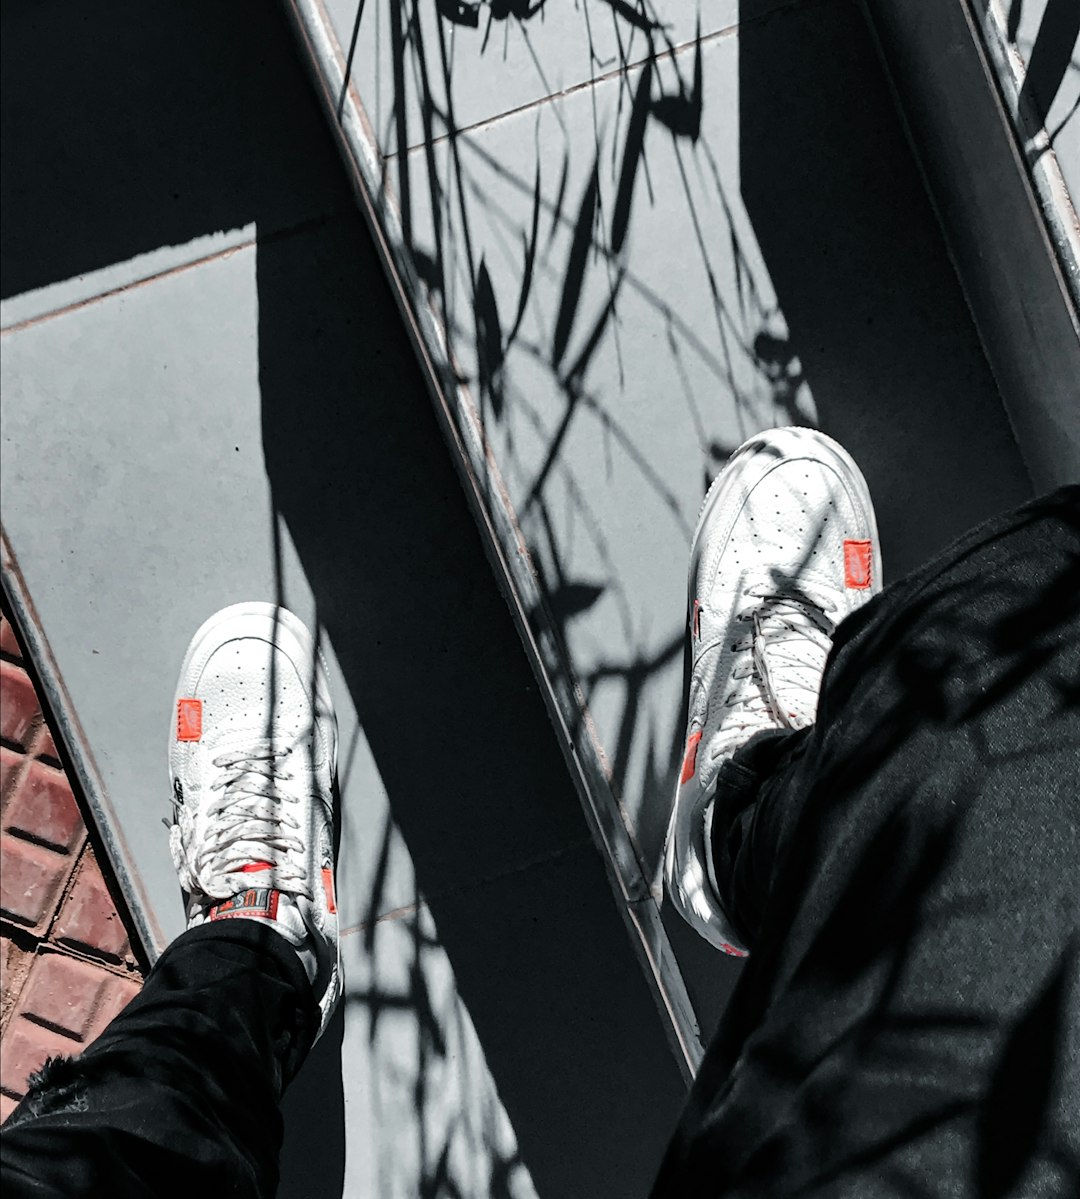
left=664, top=427, right=882, bottom=955
left=168, top=602, right=340, bottom=1038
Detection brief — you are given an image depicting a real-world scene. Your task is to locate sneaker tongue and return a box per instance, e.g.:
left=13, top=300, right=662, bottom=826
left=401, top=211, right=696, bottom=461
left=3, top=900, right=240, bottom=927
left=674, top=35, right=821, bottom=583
left=207, top=886, right=307, bottom=947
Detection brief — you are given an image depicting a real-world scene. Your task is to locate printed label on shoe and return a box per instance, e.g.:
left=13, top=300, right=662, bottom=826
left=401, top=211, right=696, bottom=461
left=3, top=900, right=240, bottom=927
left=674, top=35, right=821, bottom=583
left=843, top=540, right=873, bottom=589
left=322, top=866, right=337, bottom=915
left=209, top=888, right=280, bottom=921
left=176, top=698, right=203, bottom=742
left=691, top=599, right=702, bottom=640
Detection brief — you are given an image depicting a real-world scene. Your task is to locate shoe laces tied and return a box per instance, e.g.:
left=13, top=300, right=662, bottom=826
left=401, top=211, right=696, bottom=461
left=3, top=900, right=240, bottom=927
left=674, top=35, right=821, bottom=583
left=173, top=742, right=311, bottom=900
left=715, top=580, right=835, bottom=754
left=749, top=581, right=835, bottom=728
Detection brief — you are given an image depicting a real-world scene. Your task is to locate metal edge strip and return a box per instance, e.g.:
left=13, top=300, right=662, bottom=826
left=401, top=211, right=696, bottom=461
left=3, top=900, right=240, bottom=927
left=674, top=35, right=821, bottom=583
left=972, top=0, right=1080, bottom=318
left=280, top=0, right=704, bottom=1077
left=1, top=524, right=165, bottom=963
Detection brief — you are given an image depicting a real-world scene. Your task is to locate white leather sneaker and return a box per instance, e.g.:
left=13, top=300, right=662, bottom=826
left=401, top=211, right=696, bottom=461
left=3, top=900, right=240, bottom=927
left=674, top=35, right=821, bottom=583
left=168, top=602, right=340, bottom=1038
left=665, top=427, right=882, bottom=954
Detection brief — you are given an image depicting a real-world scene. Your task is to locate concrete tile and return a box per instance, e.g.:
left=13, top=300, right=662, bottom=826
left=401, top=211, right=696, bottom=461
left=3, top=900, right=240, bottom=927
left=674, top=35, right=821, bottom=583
left=14, top=952, right=110, bottom=1043
left=1, top=235, right=409, bottom=949
left=255, top=214, right=594, bottom=905
left=0, top=835, right=73, bottom=934
left=324, top=0, right=790, bottom=158
left=417, top=843, right=687, bottom=1199
left=0, top=228, right=257, bottom=334
left=0, top=615, right=22, bottom=660
left=0, top=662, right=40, bottom=749
left=53, top=847, right=134, bottom=966
left=2, top=242, right=270, bottom=948
left=0, top=1021, right=71, bottom=1100
left=333, top=903, right=538, bottom=1199
left=3, top=761, right=83, bottom=854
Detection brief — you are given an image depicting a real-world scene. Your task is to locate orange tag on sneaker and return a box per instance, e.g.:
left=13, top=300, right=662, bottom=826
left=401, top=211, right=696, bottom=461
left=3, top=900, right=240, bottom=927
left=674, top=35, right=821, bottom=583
left=680, top=730, right=703, bottom=784
left=322, top=866, right=337, bottom=915
left=843, top=540, right=873, bottom=589
left=176, top=698, right=203, bottom=741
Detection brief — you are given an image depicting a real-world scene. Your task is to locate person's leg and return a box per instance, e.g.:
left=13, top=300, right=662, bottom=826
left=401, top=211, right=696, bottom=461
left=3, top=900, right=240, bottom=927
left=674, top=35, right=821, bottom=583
left=665, top=426, right=885, bottom=956
left=656, top=478, right=1080, bottom=1197
left=1, top=921, right=317, bottom=1199
left=1, top=602, right=341, bottom=1199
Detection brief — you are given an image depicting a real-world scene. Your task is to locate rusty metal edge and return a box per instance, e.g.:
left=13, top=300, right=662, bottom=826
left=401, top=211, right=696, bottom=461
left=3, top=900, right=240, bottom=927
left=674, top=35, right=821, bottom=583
left=1, top=524, right=166, bottom=964
left=279, top=0, right=704, bottom=1079
left=974, top=0, right=1080, bottom=316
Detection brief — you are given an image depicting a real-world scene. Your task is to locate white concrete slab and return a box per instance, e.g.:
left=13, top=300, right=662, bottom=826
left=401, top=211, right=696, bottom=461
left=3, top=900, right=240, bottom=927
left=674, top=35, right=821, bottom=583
left=323, top=0, right=792, bottom=159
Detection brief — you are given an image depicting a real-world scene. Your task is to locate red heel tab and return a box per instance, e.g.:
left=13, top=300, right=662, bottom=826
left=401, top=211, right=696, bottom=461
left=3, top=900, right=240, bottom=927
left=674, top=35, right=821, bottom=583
left=680, top=731, right=703, bottom=784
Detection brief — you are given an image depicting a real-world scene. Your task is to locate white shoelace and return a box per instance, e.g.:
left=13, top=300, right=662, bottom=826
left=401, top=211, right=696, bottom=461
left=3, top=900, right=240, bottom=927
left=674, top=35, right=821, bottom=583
left=171, top=743, right=311, bottom=900
left=713, top=580, right=835, bottom=756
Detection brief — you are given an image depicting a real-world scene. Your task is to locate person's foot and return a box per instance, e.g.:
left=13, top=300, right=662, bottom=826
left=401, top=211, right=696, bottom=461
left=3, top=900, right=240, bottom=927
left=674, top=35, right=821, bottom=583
left=168, top=602, right=340, bottom=1037
left=664, top=427, right=882, bottom=954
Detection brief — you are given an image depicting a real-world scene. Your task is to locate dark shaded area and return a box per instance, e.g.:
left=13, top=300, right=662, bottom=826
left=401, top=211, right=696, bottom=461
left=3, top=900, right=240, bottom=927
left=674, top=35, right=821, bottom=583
left=738, top=0, right=1031, bottom=579
left=0, top=2, right=347, bottom=301
left=860, top=0, right=1080, bottom=493
left=278, top=1005, right=347, bottom=1195
left=976, top=944, right=1074, bottom=1199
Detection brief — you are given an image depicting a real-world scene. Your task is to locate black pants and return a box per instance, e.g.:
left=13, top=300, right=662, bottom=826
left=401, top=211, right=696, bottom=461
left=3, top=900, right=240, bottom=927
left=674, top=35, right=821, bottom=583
left=3, top=489, right=1078, bottom=1198
left=1, top=922, right=317, bottom=1197
left=652, top=486, right=1080, bottom=1197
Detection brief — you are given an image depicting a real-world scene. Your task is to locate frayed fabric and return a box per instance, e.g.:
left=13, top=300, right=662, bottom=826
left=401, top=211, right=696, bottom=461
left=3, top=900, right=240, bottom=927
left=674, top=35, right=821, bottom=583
left=1, top=920, right=316, bottom=1199
left=5, top=1056, right=90, bottom=1129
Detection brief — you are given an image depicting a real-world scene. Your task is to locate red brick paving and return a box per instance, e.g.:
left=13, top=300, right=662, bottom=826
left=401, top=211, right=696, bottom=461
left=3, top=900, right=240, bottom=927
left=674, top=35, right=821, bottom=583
left=0, top=602, right=145, bottom=1124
